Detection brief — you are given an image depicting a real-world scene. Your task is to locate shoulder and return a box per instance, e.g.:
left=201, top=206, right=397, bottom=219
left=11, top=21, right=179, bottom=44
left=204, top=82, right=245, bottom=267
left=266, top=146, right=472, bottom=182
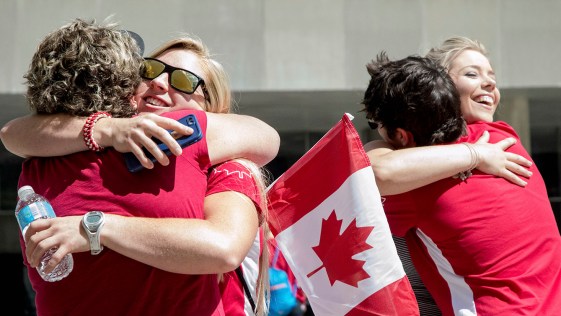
left=208, top=161, right=256, bottom=188
left=460, top=121, right=519, bottom=143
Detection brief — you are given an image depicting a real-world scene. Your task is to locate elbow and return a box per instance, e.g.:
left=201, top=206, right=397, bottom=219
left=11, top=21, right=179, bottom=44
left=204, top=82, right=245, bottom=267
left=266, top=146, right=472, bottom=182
left=214, top=244, right=247, bottom=273
left=210, top=234, right=250, bottom=272
left=0, top=123, right=28, bottom=158
left=371, top=164, right=396, bottom=196
left=263, top=129, right=281, bottom=165
left=220, top=254, right=245, bottom=273
left=254, top=127, right=280, bottom=167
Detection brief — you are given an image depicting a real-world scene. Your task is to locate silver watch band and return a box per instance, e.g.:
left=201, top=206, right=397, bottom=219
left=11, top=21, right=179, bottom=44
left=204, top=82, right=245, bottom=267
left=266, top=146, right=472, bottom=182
left=82, top=211, right=105, bottom=255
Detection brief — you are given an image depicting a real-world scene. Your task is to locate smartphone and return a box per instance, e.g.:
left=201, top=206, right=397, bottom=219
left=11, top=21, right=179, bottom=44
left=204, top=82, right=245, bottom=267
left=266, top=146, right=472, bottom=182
left=124, top=114, right=203, bottom=173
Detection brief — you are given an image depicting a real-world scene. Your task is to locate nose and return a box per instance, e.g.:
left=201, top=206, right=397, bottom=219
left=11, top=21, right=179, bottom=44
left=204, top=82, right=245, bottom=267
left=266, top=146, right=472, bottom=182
left=149, top=73, right=170, bottom=92
left=482, top=75, right=496, bottom=91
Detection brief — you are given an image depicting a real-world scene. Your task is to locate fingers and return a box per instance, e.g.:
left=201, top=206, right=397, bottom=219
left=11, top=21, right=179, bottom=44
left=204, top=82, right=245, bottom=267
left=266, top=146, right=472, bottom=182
left=506, top=157, right=533, bottom=178
left=24, top=217, right=88, bottom=273
left=151, top=116, right=194, bottom=156
left=495, top=137, right=517, bottom=151
left=506, top=152, right=532, bottom=169
left=26, top=227, right=57, bottom=269
left=41, top=247, right=68, bottom=275
left=24, top=220, right=51, bottom=267
left=501, top=170, right=528, bottom=187
left=474, top=140, right=534, bottom=185
left=113, top=115, right=193, bottom=168
left=130, top=133, right=167, bottom=169
left=129, top=144, right=155, bottom=170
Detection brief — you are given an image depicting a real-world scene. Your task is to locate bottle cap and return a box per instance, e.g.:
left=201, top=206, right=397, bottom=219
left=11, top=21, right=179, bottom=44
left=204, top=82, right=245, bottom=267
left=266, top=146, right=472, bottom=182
left=17, top=185, right=35, bottom=199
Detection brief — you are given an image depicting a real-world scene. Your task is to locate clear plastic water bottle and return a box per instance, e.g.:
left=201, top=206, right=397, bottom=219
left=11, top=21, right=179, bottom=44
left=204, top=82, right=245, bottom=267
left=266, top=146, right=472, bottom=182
left=15, top=185, right=74, bottom=282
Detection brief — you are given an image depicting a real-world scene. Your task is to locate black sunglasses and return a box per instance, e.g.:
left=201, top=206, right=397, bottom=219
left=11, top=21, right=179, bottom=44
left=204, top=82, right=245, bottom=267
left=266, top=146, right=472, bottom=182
left=367, top=118, right=379, bottom=130
left=141, top=58, right=207, bottom=96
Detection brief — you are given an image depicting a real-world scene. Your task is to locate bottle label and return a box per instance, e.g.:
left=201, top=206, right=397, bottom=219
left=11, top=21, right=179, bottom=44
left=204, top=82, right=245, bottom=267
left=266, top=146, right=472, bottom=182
left=16, top=201, right=56, bottom=234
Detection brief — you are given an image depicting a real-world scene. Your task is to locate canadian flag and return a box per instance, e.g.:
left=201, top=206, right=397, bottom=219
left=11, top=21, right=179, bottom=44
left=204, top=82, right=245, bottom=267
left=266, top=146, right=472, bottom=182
left=267, top=114, right=419, bottom=316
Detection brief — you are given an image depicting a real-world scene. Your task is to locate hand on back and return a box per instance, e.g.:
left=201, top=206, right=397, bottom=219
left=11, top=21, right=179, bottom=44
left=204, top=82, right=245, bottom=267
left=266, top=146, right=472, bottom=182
left=474, top=131, right=532, bottom=187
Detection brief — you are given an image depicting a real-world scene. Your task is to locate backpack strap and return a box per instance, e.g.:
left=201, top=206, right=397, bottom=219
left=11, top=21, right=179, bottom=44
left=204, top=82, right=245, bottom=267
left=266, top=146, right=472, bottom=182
left=235, top=266, right=256, bottom=315
left=272, top=246, right=280, bottom=267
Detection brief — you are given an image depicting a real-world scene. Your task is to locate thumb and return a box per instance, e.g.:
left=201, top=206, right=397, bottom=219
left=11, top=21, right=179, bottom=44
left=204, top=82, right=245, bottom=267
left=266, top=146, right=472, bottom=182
left=475, top=130, right=490, bottom=144
left=497, top=137, right=517, bottom=150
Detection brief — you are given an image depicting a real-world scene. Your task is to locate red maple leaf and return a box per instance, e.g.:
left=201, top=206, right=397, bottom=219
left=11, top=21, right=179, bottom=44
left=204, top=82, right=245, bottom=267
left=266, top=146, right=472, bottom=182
left=306, top=210, right=375, bottom=287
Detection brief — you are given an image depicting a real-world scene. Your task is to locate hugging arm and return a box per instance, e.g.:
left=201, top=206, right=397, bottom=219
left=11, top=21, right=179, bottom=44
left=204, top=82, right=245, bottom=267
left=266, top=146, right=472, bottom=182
left=0, top=112, right=280, bottom=168
left=205, top=112, right=280, bottom=166
left=0, top=113, right=192, bottom=169
left=0, top=114, right=87, bottom=158
left=367, top=131, right=533, bottom=196
left=24, top=189, right=260, bottom=275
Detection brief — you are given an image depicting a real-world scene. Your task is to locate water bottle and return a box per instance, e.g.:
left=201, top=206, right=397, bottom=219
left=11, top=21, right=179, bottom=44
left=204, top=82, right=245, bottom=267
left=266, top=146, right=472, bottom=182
left=15, top=185, right=74, bottom=282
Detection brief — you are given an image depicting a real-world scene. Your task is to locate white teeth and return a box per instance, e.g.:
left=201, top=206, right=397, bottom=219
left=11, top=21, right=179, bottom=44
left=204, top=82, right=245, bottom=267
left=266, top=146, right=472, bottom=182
left=474, top=95, right=494, bottom=104
left=146, top=97, right=168, bottom=107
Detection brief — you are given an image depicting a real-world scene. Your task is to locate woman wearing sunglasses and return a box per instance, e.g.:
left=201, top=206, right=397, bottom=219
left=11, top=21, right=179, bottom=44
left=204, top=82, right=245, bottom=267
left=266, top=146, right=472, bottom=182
left=1, top=19, right=273, bottom=315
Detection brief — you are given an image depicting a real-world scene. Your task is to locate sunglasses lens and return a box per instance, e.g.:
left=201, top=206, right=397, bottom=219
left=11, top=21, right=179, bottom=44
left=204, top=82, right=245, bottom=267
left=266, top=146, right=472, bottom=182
left=171, top=70, right=199, bottom=94
left=368, top=120, right=378, bottom=130
left=142, top=60, right=165, bottom=79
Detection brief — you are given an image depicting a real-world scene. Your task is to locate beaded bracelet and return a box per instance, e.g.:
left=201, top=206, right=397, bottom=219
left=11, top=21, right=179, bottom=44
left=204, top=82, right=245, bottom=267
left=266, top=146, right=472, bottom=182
left=453, top=143, right=479, bottom=181
left=83, top=112, right=112, bottom=152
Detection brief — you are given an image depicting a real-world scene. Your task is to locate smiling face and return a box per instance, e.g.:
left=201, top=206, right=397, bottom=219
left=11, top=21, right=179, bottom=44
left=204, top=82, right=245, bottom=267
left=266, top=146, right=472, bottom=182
left=448, top=49, right=500, bottom=124
left=134, top=48, right=208, bottom=114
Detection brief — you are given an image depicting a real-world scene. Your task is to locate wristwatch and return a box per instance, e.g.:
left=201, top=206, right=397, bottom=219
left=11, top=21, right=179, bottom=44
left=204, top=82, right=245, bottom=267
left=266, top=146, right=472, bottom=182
left=82, top=211, right=105, bottom=255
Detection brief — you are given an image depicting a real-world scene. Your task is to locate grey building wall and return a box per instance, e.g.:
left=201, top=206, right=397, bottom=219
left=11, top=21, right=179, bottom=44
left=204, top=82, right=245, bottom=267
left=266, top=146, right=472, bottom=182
left=1, top=0, right=561, bottom=133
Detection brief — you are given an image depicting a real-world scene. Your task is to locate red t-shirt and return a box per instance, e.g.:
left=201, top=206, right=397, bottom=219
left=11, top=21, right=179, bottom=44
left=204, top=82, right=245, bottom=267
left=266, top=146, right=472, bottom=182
left=206, top=160, right=263, bottom=316
left=18, top=110, right=225, bottom=316
left=383, top=121, right=561, bottom=315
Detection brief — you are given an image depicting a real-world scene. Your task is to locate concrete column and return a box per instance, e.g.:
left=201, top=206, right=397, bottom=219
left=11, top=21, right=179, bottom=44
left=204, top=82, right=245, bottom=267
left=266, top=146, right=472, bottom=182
left=496, top=96, right=531, bottom=153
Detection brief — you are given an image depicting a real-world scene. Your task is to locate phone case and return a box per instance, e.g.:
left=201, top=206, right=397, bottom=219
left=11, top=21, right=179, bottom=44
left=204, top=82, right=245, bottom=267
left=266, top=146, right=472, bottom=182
left=124, top=114, right=203, bottom=172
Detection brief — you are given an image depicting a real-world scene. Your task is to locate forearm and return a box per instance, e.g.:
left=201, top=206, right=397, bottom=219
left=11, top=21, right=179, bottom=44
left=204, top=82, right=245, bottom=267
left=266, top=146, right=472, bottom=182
left=101, top=193, right=259, bottom=274
left=367, top=141, right=473, bottom=195
left=206, top=113, right=280, bottom=166
left=0, top=113, right=194, bottom=172
left=0, top=114, right=87, bottom=157
left=367, top=130, right=532, bottom=195
left=101, top=215, right=242, bottom=274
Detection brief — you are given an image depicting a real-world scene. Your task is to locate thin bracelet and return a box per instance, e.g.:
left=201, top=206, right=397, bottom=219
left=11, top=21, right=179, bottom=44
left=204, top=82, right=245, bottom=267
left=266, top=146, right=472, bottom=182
left=83, top=112, right=112, bottom=152
left=454, top=143, right=479, bottom=181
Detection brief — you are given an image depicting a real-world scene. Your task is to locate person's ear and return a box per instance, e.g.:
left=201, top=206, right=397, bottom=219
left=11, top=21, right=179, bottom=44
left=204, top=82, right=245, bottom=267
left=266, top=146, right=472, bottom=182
left=129, top=96, right=139, bottom=113
left=395, top=128, right=416, bottom=147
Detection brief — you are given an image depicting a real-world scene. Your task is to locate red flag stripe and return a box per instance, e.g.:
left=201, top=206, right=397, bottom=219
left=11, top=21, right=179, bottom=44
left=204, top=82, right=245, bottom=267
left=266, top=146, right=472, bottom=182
left=267, top=114, right=371, bottom=235
left=344, top=277, right=419, bottom=316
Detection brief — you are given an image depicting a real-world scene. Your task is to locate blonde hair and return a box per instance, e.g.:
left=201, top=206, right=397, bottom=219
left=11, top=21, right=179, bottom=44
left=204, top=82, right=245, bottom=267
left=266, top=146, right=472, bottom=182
left=233, top=158, right=273, bottom=316
left=149, top=36, right=270, bottom=316
left=425, top=36, right=489, bottom=71
left=149, top=36, right=231, bottom=114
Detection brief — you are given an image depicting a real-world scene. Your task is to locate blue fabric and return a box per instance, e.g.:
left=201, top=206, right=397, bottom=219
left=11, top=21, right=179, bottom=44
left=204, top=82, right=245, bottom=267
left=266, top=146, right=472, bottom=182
left=268, top=247, right=298, bottom=316
left=268, top=266, right=297, bottom=316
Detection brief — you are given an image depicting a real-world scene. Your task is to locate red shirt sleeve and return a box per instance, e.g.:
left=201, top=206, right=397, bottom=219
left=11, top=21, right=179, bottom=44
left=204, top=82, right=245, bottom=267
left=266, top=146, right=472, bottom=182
left=206, top=160, right=262, bottom=216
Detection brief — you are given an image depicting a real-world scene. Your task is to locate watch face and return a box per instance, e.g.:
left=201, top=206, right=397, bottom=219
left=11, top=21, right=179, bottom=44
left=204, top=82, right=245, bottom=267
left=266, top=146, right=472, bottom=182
left=86, top=213, right=102, bottom=225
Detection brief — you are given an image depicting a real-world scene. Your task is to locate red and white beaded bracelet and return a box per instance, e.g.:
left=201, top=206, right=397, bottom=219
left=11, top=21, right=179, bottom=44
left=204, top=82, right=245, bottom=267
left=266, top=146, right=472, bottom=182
left=82, top=112, right=112, bottom=152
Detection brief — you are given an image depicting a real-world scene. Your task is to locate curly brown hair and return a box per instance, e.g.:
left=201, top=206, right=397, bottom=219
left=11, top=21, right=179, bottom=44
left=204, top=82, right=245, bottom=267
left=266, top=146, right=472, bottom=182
left=24, top=18, right=143, bottom=118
